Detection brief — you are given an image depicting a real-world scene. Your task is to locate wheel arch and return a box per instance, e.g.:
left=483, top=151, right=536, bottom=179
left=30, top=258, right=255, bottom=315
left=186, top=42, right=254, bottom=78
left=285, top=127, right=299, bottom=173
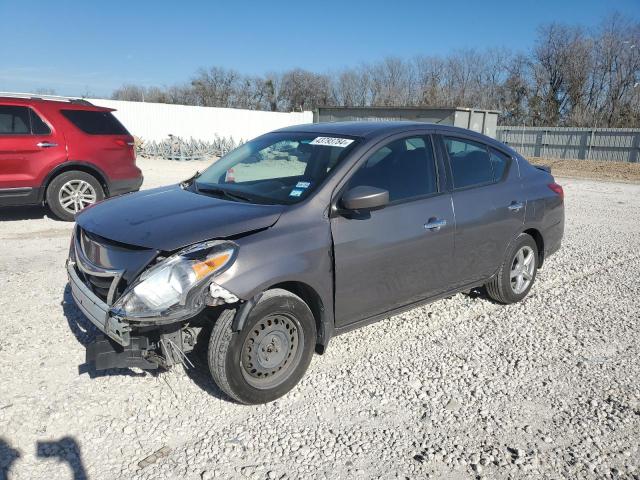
left=523, top=227, right=545, bottom=268
left=40, top=162, right=110, bottom=202
left=267, top=281, right=329, bottom=354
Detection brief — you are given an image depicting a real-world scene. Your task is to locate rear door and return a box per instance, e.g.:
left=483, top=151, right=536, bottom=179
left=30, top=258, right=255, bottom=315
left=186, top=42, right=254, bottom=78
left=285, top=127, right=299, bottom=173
left=331, top=133, right=455, bottom=327
left=0, top=104, right=66, bottom=202
left=438, top=135, right=524, bottom=286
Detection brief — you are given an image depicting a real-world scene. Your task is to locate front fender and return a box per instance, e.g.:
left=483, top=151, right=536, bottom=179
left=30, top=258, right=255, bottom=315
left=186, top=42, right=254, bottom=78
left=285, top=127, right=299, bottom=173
left=213, top=216, right=335, bottom=346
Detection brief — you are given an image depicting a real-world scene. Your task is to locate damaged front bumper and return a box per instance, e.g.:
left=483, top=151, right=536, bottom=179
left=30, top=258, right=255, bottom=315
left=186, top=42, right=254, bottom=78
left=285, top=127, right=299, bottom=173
left=67, top=258, right=133, bottom=346
left=67, top=227, right=244, bottom=370
left=67, top=255, right=240, bottom=348
left=68, top=257, right=240, bottom=371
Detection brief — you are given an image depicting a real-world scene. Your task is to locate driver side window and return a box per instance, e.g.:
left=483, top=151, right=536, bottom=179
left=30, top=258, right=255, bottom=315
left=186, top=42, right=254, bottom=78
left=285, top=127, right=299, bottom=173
left=348, top=135, right=437, bottom=202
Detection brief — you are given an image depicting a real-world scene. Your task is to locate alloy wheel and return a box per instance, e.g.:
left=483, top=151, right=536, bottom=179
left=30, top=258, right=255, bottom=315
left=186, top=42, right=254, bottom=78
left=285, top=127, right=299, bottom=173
left=510, top=245, right=535, bottom=294
left=58, top=179, right=97, bottom=214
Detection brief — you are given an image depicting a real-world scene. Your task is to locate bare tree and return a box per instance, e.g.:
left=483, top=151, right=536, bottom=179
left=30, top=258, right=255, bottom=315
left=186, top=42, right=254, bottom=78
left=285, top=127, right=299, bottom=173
left=107, top=14, right=639, bottom=127
left=190, top=67, right=240, bottom=107
left=368, top=57, right=415, bottom=106
left=414, top=55, right=445, bottom=106
left=332, top=66, right=371, bottom=107
left=279, top=69, right=331, bottom=111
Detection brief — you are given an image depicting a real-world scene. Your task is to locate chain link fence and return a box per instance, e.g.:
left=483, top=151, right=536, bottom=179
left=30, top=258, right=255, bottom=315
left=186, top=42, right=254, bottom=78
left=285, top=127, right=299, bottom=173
left=135, top=135, right=243, bottom=161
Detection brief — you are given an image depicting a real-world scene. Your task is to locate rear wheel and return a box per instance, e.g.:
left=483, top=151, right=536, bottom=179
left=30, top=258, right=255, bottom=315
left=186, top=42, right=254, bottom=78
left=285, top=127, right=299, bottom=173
left=208, top=289, right=316, bottom=404
left=46, top=170, right=104, bottom=221
left=485, top=233, right=538, bottom=304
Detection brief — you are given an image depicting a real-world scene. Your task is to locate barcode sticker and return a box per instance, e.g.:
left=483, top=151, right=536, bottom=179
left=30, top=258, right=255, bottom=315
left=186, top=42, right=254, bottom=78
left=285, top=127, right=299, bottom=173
left=309, top=137, right=354, bottom=148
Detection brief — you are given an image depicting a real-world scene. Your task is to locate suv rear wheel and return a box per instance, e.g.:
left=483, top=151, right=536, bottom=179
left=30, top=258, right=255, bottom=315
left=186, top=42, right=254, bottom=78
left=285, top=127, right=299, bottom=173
left=208, top=289, right=316, bottom=404
left=46, top=170, right=104, bottom=221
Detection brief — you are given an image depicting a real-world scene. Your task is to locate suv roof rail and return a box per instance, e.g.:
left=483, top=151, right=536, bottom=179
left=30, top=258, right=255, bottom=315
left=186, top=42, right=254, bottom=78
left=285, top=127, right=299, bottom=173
left=0, top=92, right=94, bottom=106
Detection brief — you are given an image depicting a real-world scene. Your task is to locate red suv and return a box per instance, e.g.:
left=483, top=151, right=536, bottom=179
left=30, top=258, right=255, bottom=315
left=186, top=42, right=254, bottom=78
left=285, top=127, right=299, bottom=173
left=0, top=94, right=143, bottom=221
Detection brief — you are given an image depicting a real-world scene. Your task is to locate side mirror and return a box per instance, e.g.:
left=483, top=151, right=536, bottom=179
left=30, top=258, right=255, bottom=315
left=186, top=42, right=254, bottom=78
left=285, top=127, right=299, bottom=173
left=341, top=186, right=389, bottom=211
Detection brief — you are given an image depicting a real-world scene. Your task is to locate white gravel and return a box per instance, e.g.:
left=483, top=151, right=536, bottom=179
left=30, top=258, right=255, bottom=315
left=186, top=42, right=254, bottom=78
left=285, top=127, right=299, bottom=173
left=1, top=158, right=639, bottom=479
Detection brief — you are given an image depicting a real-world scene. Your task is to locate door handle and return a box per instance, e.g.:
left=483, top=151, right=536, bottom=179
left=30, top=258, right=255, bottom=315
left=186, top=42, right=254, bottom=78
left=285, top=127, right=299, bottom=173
left=424, top=218, right=447, bottom=231
left=508, top=201, right=524, bottom=212
left=36, top=142, right=58, bottom=148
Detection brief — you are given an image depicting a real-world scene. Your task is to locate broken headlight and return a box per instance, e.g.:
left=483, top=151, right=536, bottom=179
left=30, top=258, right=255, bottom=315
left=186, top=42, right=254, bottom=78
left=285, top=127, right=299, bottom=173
left=111, top=240, right=238, bottom=322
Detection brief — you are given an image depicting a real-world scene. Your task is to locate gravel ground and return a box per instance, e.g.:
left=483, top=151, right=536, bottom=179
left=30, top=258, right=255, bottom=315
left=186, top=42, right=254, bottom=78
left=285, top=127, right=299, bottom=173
left=529, top=157, right=640, bottom=183
left=1, top=158, right=639, bottom=480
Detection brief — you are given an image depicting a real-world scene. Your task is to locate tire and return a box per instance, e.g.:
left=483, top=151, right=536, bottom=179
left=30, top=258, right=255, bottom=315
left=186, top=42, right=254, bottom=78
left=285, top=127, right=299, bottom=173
left=208, top=289, right=316, bottom=404
left=46, top=170, right=105, bottom=221
left=485, top=233, right=538, bottom=304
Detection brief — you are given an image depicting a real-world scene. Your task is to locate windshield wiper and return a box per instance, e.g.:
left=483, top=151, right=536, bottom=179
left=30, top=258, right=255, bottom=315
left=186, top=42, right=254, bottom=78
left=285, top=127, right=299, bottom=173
left=196, top=186, right=254, bottom=203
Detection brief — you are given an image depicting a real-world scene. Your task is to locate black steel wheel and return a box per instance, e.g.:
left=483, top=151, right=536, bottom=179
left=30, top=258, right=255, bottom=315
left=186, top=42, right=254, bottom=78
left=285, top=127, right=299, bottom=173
left=208, top=289, right=316, bottom=404
left=240, top=312, right=303, bottom=390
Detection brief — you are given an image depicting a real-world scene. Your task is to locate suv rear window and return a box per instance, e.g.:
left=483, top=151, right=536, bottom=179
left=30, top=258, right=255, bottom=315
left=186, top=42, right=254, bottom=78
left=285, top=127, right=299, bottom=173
left=61, top=109, right=129, bottom=135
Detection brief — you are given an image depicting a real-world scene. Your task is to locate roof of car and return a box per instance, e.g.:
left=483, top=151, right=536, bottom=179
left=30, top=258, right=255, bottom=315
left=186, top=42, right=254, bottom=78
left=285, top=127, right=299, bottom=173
left=0, top=95, right=112, bottom=111
left=275, top=120, right=508, bottom=148
left=275, top=120, right=516, bottom=154
left=275, top=121, right=427, bottom=137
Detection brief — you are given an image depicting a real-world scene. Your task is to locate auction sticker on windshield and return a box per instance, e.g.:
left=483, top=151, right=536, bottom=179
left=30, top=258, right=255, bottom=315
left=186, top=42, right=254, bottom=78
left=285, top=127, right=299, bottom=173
left=309, top=137, right=354, bottom=148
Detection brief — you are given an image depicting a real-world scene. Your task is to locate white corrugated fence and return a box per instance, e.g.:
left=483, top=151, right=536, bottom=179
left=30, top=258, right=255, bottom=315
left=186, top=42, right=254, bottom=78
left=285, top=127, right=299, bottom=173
left=89, top=99, right=313, bottom=143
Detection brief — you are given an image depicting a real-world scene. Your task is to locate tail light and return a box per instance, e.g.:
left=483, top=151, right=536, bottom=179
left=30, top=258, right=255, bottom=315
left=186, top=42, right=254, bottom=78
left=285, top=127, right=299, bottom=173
left=548, top=182, right=564, bottom=200
left=114, top=138, right=136, bottom=162
left=114, top=139, right=135, bottom=148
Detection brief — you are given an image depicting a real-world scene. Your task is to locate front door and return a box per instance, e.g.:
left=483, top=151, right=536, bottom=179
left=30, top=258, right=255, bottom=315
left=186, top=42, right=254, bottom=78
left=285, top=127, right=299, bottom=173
left=331, top=134, right=455, bottom=327
left=0, top=104, right=66, bottom=202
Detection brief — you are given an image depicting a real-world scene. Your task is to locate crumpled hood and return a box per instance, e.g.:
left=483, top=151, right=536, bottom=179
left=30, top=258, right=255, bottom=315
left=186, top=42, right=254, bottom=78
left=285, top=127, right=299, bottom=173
left=76, top=184, right=285, bottom=251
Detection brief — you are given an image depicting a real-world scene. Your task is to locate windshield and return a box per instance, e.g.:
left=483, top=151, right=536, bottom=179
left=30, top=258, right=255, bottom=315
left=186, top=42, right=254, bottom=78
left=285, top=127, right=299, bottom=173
left=193, top=132, right=359, bottom=204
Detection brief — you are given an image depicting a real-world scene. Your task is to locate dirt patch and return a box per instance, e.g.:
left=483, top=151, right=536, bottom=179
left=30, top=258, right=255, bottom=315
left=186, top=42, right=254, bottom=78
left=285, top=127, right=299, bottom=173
left=529, top=157, right=640, bottom=183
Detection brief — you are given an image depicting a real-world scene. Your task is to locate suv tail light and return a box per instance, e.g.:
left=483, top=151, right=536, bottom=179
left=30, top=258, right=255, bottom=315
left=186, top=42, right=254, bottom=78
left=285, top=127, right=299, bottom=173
left=114, top=139, right=135, bottom=148
left=548, top=182, right=564, bottom=200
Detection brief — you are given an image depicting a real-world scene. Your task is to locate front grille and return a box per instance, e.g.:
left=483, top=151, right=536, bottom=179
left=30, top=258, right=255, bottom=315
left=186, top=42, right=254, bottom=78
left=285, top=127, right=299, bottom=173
left=83, top=272, right=113, bottom=303
left=73, top=227, right=125, bottom=305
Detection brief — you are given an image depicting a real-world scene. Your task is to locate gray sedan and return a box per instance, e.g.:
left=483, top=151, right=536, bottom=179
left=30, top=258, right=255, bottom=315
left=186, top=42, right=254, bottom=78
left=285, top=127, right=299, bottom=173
left=68, top=121, right=564, bottom=404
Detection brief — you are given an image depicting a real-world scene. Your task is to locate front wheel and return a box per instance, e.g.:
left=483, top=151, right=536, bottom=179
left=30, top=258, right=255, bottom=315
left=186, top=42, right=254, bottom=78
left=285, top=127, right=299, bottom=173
left=485, top=233, right=538, bottom=304
left=208, top=289, right=316, bottom=404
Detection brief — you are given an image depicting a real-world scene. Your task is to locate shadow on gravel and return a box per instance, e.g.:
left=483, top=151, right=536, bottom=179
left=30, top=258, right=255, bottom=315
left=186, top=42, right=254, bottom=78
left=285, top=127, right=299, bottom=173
left=1, top=436, right=88, bottom=480
left=183, top=358, right=232, bottom=402
left=61, top=285, right=100, bottom=348
left=0, top=205, right=54, bottom=222
left=61, top=285, right=157, bottom=380
left=464, top=286, right=500, bottom=304
left=180, top=328, right=233, bottom=402
left=61, top=284, right=232, bottom=401
left=36, top=437, right=88, bottom=480
left=0, top=438, right=20, bottom=480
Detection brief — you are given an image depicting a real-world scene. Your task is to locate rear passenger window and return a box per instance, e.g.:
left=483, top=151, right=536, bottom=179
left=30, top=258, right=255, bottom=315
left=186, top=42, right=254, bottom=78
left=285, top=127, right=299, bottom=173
left=0, top=106, right=30, bottom=134
left=30, top=109, right=51, bottom=135
left=444, top=137, right=493, bottom=189
left=489, top=148, right=510, bottom=180
left=348, top=135, right=437, bottom=202
left=61, top=110, right=129, bottom=135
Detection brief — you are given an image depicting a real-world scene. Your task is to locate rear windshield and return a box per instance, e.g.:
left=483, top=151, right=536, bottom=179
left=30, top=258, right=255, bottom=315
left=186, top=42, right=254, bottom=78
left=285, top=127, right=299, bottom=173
left=61, top=109, right=129, bottom=135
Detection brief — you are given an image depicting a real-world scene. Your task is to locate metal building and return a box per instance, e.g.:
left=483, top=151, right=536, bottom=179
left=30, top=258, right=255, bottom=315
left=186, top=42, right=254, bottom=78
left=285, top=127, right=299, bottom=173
left=314, top=106, right=500, bottom=138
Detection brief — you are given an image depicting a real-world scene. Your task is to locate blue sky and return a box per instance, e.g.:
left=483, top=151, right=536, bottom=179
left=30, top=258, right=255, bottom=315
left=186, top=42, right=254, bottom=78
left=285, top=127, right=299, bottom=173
left=1, top=0, right=638, bottom=98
